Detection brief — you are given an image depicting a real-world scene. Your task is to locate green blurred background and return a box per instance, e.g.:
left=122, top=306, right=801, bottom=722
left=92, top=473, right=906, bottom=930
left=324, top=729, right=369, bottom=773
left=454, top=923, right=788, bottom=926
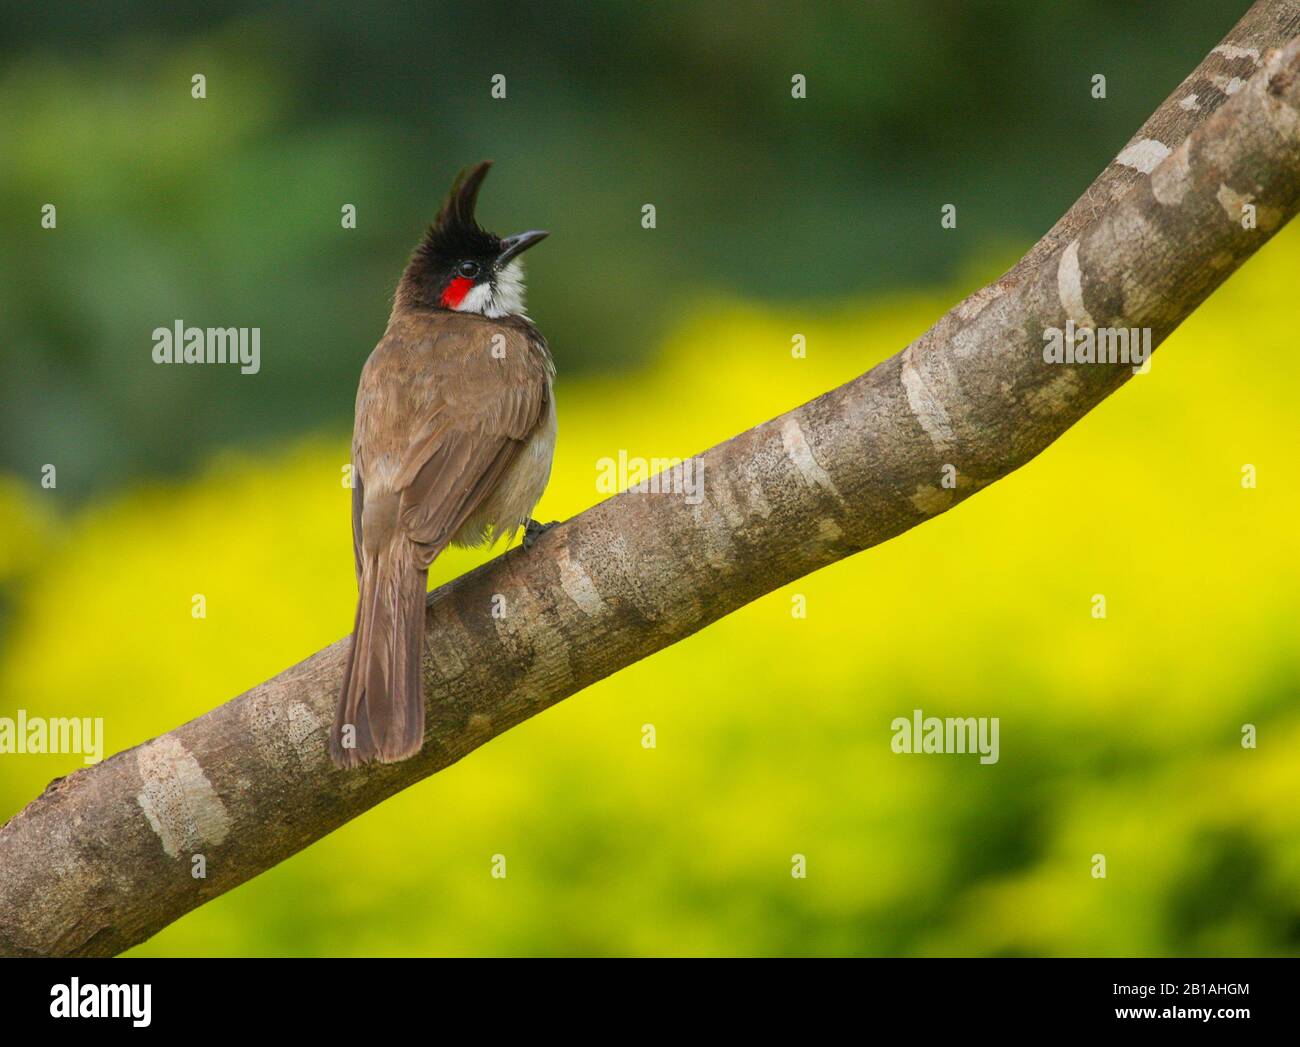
left=2, top=1, right=1297, bottom=956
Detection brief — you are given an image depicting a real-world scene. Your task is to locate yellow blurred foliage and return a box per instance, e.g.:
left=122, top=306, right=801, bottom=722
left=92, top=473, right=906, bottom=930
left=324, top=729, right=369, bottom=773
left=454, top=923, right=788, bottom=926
left=2, top=226, right=1298, bottom=956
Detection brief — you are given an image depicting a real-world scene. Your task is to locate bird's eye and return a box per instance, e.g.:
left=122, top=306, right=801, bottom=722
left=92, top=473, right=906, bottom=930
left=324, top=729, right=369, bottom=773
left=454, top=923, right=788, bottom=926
left=457, top=261, right=480, bottom=279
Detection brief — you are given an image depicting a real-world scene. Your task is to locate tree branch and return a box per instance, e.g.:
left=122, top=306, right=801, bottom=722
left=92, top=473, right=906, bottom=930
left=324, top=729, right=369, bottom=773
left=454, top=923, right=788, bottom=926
left=4, top=2, right=1300, bottom=957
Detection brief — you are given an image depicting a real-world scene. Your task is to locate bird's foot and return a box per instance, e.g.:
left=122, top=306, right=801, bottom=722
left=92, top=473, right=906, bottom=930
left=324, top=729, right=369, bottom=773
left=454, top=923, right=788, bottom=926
left=522, top=518, right=557, bottom=551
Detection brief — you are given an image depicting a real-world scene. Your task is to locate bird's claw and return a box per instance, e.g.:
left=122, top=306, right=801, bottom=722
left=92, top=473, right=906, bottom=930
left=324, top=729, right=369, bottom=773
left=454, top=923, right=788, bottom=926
left=522, top=518, right=557, bottom=551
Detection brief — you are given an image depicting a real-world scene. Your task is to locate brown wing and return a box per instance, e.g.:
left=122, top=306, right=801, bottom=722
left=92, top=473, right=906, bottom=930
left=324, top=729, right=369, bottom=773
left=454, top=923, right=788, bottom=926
left=350, top=468, right=365, bottom=584
left=352, top=310, right=551, bottom=570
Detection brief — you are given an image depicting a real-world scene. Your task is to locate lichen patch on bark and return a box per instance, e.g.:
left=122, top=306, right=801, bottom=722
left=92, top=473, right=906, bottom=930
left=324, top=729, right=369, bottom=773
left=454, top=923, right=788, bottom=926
left=135, top=736, right=231, bottom=859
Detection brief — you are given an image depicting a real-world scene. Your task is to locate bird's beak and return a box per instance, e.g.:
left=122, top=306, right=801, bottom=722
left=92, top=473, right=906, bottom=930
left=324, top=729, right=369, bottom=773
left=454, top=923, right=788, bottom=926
left=496, top=230, right=549, bottom=266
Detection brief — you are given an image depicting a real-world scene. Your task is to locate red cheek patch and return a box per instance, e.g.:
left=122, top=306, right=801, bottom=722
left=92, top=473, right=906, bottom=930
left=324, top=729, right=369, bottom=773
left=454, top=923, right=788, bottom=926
left=441, top=276, right=473, bottom=308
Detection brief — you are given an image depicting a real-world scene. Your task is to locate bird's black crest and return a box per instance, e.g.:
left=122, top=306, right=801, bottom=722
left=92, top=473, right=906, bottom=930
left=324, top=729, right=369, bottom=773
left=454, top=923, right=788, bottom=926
left=397, top=161, right=505, bottom=309
left=419, top=160, right=501, bottom=262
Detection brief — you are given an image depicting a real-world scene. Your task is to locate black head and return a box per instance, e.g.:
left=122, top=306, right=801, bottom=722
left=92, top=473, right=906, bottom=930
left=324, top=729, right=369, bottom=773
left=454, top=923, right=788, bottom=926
left=397, top=161, right=548, bottom=316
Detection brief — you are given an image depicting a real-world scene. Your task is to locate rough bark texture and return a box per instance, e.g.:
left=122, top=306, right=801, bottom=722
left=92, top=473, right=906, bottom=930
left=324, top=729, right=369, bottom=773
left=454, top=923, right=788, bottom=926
left=3, top=2, right=1300, bottom=957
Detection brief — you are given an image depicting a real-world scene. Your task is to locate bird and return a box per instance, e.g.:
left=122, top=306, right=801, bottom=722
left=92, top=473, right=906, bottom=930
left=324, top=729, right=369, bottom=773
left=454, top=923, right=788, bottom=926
left=330, top=161, right=556, bottom=769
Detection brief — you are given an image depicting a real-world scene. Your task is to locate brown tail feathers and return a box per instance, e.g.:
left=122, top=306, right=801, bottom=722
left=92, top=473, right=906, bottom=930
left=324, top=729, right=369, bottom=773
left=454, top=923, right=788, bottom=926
left=330, top=538, right=427, bottom=768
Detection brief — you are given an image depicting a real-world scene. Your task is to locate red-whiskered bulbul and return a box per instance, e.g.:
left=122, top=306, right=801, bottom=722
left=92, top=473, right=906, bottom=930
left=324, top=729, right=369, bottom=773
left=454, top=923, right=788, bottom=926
left=330, top=161, right=556, bottom=768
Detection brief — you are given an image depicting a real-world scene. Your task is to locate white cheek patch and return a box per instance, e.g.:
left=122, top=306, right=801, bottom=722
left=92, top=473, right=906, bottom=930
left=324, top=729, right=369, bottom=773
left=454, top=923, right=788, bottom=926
left=490, top=260, right=528, bottom=318
left=453, top=259, right=529, bottom=319
left=454, top=281, right=495, bottom=316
